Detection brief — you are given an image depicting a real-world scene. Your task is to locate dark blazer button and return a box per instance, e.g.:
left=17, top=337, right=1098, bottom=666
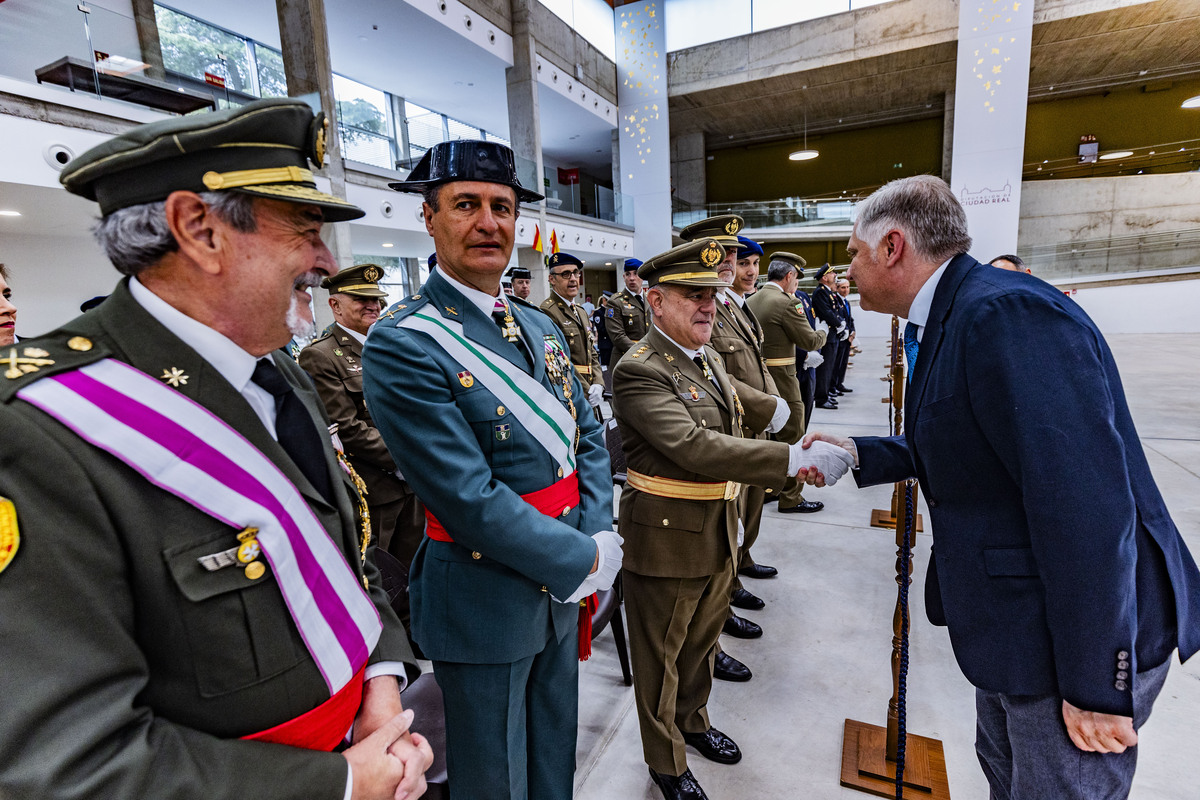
left=1117, top=650, right=1130, bottom=660
left=1116, top=671, right=1129, bottom=680
left=1118, top=660, right=1130, bottom=670
left=1115, top=680, right=1128, bottom=691
left=928, top=499, right=939, bottom=508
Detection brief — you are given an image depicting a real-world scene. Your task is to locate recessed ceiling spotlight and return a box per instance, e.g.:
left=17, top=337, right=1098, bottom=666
left=381, top=242, right=394, bottom=247
left=1182, top=95, right=1200, bottom=109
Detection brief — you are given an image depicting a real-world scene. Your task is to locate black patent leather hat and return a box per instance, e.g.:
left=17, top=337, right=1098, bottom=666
left=389, top=140, right=544, bottom=203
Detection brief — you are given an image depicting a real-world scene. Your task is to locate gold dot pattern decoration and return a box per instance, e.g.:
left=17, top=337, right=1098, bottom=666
left=617, top=2, right=662, bottom=180
left=970, top=1, right=1020, bottom=114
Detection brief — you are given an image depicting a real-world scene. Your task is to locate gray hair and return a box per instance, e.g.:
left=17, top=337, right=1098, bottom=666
left=0, top=263, right=8, bottom=281
left=92, top=191, right=258, bottom=277
left=854, top=175, right=971, bottom=264
left=766, top=260, right=796, bottom=282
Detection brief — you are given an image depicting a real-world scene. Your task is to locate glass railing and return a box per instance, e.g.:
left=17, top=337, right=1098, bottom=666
left=1019, top=229, right=1200, bottom=281
left=508, top=154, right=633, bottom=226
left=672, top=196, right=861, bottom=230
left=0, top=0, right=225, bottom=115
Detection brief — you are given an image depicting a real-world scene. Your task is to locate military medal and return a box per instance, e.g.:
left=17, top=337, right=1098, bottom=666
left=0, top=496, right=19, bottom=574
left=500, top=309, right=522, bottom=343
left=494, top=423, right=511, bottom=441
left=458, top=371, right=475, bottom=388
left=236, top=528, right=261, bottom=564
left=696, top=354, right=714, bottom=382
left=688, top=385, right=700, bottom=401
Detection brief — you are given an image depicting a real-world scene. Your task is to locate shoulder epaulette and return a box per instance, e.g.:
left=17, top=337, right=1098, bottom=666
left=0, top=333, right=111, bottom=403
left=631, top=344, right=650, bottom=359
left=376, top=293, right=429, bottom=327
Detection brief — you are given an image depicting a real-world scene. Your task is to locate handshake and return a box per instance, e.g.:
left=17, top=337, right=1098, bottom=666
left=786, top=433, right=858, bottom=487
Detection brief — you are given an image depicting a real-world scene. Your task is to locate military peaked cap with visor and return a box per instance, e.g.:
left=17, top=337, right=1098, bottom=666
left=322, top=263, right=388, bottom=298
left=678, top=214, right=745, bottom=249
left=389, top=140, right=545, bottom=203
left=639, top=239, right=731, bottom=289
left=769, top=251, right=807, bottom=272
left=59, top=98, right=365, bottom=222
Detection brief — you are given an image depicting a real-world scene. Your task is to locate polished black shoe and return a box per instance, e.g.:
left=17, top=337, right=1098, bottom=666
left=722, top=614, right=763, bottom=639
left=836, top=385, right=854, bottom=393
left=649, top=768, right=709, bottom=800
left=713, top=651, right=752, bottom=682
left=730, top=587, right=765, bottom=610
left=816, top=400, right=839, bottom=410
left=829, top=388, right=842, bottom=397
left=682, top=727, right=743, bottom=765
left=778, top=500, right=825, bottom=514
left=738, top=563, right=778, bottom=579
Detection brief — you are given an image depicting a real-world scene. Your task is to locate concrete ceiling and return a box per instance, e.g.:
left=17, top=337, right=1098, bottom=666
left=668, top=0, right=1200, bottom=149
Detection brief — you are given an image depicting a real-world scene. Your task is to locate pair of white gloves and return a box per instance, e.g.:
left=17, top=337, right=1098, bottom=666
left=562, top=529, right=624, bottom=604
left=786, top=438, right=856, bottom=486
left=587, top=383, right=604, bottom=408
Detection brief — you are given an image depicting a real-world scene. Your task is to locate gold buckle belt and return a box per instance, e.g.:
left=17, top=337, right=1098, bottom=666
left=574, top=365, right=592, bottom=376
left=627, top=469, right=741, bottom=501
left=763, top=356, right=795, bottom=367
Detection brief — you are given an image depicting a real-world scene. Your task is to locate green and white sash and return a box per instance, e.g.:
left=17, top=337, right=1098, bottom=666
left=400, top=310, right=577, bottom=474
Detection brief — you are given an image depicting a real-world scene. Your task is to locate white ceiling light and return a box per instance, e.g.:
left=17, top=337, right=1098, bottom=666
left=0, top=210, right=21, bottom=217
left=1098, top=150, right=1134, bottom=161
left=790, top=110, right=819, bottom=162
left=381, top=242, right=394, bottom=247
left=1182, top=95, right=1200, bottom=109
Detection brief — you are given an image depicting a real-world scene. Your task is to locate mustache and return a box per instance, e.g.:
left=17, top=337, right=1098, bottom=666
left=293, top=272, right=323, bottom=291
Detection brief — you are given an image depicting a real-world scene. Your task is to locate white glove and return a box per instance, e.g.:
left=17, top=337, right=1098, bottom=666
left=764, top=396, right=791, bottom=434
left=736, top=518, right=745, bottom=548
left=806, top=350, right=824, bottom=369
left=839, top=329, right=850, bottom=341
left=814, top=320, right=830, bottom=336
left=837, top=322, right=847, bottom=334
left=588, top=382, right=604, bottom=408
left=561, top=529, right=624, bottom=603
left=786, top=439, right=856, bottom=486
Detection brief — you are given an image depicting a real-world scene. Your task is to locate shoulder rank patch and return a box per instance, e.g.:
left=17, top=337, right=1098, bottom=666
left=4, top=347, right=55, bottom=380
left=606, top=308, right=615, bottom=318
left=0, top=496, right=19, bottom=574
left=631, top=344, right=650, bottom=359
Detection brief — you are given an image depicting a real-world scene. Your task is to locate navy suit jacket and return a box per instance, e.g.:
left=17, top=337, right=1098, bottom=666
left=853, top=254, right=1200, bottom=716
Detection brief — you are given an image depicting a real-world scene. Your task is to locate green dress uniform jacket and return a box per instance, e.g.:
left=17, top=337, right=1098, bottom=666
left=540, top=293, right=604, bottom=388
left=603, top=288, right=650, bottom=370
left=613, top=327, right=789, bottom=775
left=747, top=284, right=827, bottom=444
left=362, top=271, right=611, bottom=799
left=0, top=281, right=414, bottom=800
left=299, top=326, right=423, bottom=560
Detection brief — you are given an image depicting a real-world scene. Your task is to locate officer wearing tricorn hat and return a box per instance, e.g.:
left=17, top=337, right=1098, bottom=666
left=299, top=263, right=426, bottom=641
left=366, top=140, right=622, bottom=799
left=506, top=264, right=532, bottom=299
left=611, top=238, right=854, bottom=800
left=0, top=99, right=430, bottom=799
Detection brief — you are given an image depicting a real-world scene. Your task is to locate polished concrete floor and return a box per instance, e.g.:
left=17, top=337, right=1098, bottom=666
left=574, top=333, right=1200, bottom=800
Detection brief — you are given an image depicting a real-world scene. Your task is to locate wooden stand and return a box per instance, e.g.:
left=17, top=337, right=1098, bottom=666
left=845, top=316, right=949, bottom=800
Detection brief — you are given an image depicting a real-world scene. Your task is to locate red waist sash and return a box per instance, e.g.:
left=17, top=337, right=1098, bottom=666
left=241, top=665, right=365, bottom=750
left=423, top=472, right=580, bottom=542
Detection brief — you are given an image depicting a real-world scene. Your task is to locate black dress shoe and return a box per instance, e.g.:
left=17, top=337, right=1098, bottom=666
left=682, top=727, right=743, bottom=765
left=829, top=388, right=842, bottom=397
left=778, top=500, right=825, bottom=513
left=722, top=614, right=763, bottom=639
left=713, top=651, right=752, bottom=681
left=836, top=386, right=854, bottom=393
left=816, top=400, right=838, bottom=410
left=649, top=768, right=709, bottom=800
left=730, top=587, right=765, bottom=610
left=738, top=563, right=778, bottom=579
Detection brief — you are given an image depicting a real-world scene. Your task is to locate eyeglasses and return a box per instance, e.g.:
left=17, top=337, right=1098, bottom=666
left=550, top=269, right=581, bottom=278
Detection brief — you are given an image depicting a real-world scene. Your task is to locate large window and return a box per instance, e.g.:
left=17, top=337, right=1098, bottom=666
left=334, top=75, right=392, bottom=169
left=155, top=3, right=285, bottom=101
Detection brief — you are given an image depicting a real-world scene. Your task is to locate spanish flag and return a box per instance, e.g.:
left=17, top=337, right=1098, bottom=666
left=550, top=229, right=559, bottom=255
left=532, top=225, right=543, bottom=254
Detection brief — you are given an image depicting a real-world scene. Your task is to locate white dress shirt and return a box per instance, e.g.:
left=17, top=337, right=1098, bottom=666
left=903, top=258, right=952, bottom=343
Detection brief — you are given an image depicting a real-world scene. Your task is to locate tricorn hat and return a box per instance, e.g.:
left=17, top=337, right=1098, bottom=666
left=389, top=140, right=544, bottom=203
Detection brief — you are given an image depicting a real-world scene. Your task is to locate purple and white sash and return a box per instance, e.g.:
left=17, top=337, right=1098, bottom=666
left=18, top=358, right=381, bottom=695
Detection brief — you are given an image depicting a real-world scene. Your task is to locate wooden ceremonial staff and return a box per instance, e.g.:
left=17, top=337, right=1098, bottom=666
left=839, top=316, right=949, bottom=800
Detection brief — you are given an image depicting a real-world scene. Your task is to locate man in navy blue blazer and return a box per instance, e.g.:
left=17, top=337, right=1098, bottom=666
left=805, top=175, right=1200, bottom=800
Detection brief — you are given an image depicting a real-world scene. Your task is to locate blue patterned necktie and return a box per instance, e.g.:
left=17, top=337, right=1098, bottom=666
left=903, top=321, right=920, bottom=378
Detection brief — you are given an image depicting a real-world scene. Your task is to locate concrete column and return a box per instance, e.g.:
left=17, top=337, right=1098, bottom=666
left=941, top=89, right=954, bottom=183
left=671, top=130, right=706, bottom=209
left=507, top=0, right=549, bottom=301
left=616, top=1, right=672, bottom=260
left=276, top=0, right=354, bottom=334
left=130, top=0, right=165, bottom=81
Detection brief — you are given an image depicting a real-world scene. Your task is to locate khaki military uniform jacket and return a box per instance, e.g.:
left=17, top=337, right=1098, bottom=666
left=299, top=325, right=405, bottom=506
left=710, top=293, right=780, bottom=437
left=747, top=284, right=828, bottom=442
left=604, top=288, right=650, bottom=369
left=540, top=293, right=603, bottom=387
left=612, top=328, right=790, bottom=579
left=0, top=281, right=413, bottom=800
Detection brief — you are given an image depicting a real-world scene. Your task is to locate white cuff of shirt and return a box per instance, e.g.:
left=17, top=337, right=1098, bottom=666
left=365, top=661, right=410, bottom=692
left=343, top=767, right=353, bottom=800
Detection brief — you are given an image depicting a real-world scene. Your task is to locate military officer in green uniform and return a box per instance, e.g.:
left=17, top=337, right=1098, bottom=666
left=748, top=252, right=829, bottom=514
left=371, top=140, right=622, bottom=800
left=0, top=99, right=431, bottom=800
left=604, top=257, right=650, bottom=371
left=613, top=238, right=854, bottom=800
left=299, top=263, right=425, bottom=634
left=540, top=251, right=605, bottom=410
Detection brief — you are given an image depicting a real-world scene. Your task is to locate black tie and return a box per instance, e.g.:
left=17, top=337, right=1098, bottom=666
left=251, top=358, right=333, bottom=503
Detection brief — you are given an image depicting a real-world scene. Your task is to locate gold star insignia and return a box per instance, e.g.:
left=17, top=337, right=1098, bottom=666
left=160, top=367, right=189, bottom=388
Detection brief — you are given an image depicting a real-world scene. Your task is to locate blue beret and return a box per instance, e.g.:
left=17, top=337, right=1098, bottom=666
left=736, top=236, right=763, bottom=258
left=623, top=258, right=643, bottom=272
